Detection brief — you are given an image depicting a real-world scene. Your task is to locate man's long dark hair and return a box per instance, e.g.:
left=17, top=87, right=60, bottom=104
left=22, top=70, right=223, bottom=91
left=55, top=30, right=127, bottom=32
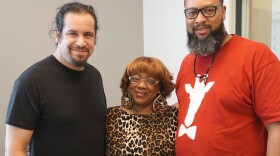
left=55, top=2, right=98, bottom=35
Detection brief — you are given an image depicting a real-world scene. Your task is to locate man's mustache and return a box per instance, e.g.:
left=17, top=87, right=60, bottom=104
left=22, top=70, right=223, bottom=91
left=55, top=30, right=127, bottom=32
left=71, top=46, right=89, bottom=52
left=193, top=24, right=211, bottom=30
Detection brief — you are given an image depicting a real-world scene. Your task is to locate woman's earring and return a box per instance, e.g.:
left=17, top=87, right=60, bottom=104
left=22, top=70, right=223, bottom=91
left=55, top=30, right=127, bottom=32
left=121, top=93, right=133, bottom=109
left=153, top=94, right=168, bottom=114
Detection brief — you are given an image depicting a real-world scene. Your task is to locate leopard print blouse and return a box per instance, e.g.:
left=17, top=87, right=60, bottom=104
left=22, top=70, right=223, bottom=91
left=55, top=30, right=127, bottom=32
left=105, top=106, right=178, bottom=156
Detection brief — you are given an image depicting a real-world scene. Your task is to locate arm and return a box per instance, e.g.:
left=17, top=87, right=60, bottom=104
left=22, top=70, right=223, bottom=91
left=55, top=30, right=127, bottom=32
left=5, top=125, right=33, bottom=156
left=172, top=102, right=179, bottom=108
left=265, top=121, right=280, bottom=156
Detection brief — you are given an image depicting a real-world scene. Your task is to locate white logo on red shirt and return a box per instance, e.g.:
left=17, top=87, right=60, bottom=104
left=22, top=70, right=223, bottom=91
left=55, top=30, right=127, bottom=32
left=178, top=77, right=214, bottom=140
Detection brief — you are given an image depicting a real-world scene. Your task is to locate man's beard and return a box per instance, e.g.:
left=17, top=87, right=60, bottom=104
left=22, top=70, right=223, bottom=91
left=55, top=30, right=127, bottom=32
left=72, top=56, right=87, bottom=67
left=187, top=22, right=226, bottom=56
left=70, top=46, right=90, bottom=67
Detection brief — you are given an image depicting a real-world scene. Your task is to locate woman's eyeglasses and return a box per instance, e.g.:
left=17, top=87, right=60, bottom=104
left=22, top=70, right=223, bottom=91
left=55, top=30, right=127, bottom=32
left=129, top=76, right=160, bottom=86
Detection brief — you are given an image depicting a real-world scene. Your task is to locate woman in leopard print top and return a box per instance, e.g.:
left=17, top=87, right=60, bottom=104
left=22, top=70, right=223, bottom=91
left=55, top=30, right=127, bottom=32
left=105, top=57, right=178, bottom=156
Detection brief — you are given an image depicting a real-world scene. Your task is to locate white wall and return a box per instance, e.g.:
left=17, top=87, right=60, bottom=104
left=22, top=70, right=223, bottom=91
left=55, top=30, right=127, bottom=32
left=143, top=0, right=232, bottom=104
left=271, top=0, right=280, bottom=58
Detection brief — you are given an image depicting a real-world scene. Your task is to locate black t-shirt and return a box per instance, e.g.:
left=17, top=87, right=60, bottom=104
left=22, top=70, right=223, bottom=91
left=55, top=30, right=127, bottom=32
left=6, top=55, right=106, bottom=156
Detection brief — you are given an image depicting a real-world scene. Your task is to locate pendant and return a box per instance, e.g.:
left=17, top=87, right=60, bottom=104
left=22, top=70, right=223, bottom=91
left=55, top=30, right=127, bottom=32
left=196, top=74, right=208, bottom=85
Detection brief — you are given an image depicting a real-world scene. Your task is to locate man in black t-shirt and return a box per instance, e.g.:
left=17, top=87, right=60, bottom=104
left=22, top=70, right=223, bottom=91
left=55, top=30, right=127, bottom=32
left=5, top=2, right=106, bottom=156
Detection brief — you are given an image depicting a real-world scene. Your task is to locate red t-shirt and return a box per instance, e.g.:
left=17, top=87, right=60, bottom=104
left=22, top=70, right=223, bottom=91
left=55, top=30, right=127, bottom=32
left=176, top=35, right=280, bottom=155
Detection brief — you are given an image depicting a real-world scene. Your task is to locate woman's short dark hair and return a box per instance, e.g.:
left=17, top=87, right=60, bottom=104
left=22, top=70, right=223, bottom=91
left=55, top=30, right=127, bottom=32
left=120, top=57, right=175, bottom=98
left=54, top=2, right=98, bottom=37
